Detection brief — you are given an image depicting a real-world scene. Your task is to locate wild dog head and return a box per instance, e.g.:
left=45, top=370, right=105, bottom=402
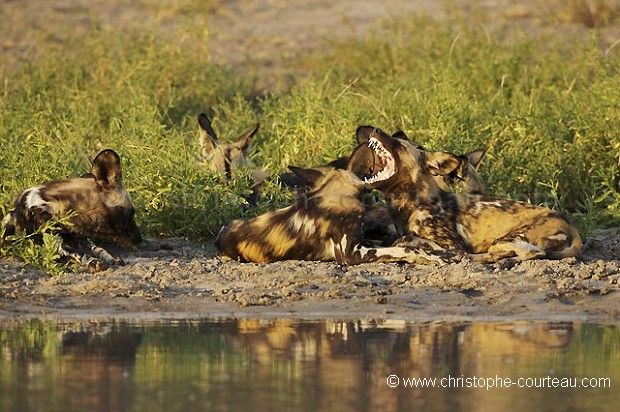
left=198, top=113, right=259, bottom=180
left=2, top=149, right=141, bottom=270
left=346, top=128, right=460, bottom=201
left=345, top=127, right=470, bottom=244
left=348, top=125, right=486, bottom=194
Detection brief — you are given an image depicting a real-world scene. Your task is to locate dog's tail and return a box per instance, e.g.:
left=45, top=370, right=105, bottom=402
left=546, top=225, right=582, bottom=259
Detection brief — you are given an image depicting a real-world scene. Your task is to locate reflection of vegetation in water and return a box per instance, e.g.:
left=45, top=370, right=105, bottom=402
left=133, top=321, right=244, bottom=382
left=0, top=319, right=618, bottom=411
left=0, top=319, right=62, bottom=362
left=131, top=320, right=326, bottom=408
left=0, top=320, right=62, bottom=412
left=563, top=323, right=620, bottom=373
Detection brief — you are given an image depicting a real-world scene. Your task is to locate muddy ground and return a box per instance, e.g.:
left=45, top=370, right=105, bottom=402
left=1, top=229, right=619, bottom=322
left=1, top=0, right=620, bottom=322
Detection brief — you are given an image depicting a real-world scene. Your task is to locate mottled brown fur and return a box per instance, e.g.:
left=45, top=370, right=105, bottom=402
left=363, top=129, right=581, bottom=262
left=216, top=166, right=451, bottom=265
left=1, top=149, right=141, bottom=271
left=347, top=126, right=486, bottom=245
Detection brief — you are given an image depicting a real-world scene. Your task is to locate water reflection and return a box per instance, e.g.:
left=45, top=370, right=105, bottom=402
left=0, top=319, right=617, bottom=412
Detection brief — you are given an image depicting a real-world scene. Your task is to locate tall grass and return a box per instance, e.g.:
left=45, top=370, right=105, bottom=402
left=1, top=11, right=619, bottom=267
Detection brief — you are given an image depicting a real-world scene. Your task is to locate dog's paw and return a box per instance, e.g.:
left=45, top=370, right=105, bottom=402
left=111, top=256, right=125, bottom=266
left=86, top=258, right=108, bottom=273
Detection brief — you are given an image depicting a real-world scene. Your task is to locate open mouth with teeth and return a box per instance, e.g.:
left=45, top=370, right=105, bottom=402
left=363, top=136, right=396, bottom=184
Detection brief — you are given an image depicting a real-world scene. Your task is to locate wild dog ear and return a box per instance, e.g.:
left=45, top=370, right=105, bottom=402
left=198, top=113, right=219, bottom=155
left=355, top=126, right=375, bottom=144
left=391, top=130, right=410, bottom=140
left=92, top=149, right=122, bottom=188
left=288, top=166, right=324, bottom=187
left=233, top=123, right=259, bottom=153
left=426, top=151, right=460, bottom=176
left=325, top=156, right=349, bottom=169
left=347, top=142, right=378, bottom=175
left=465, top=149, right=486, bottom=168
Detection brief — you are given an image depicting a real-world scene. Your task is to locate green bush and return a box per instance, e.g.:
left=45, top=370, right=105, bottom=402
left=1, top=13, right=619, bottom=274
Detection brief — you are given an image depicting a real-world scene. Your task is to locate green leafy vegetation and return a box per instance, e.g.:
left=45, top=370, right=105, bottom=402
left=1, top=9, right=619, bottom=273
left=0, top=214, right=74, bottom=275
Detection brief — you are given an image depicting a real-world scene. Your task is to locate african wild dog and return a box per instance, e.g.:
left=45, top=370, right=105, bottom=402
left=1, top=149, right=142, bottom=272
left=278, top=125, right=485, bottom=194
left=357, top=128, right=581, bottom=262
left=199, top=112, right=258, bottom=178
left=349, top=125, right=487, bottom=195
left=347, top=125, right=487, bottom=245
left=215, top=166, right=452, bottom=264
left=198, top=113, right=268, bottom=204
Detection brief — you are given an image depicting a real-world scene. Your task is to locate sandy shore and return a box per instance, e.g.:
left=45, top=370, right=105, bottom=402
left=1, top=228, right=619, bottom=322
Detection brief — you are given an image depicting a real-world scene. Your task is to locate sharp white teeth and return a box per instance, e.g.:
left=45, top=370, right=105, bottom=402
left=368, top=137, right=379, bottom=150
left=363, top=136, right=395, bottom=184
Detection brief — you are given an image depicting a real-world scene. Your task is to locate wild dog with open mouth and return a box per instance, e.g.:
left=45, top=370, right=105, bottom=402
left=347, top=125, right=487, bottom=244
left=350, top=125, right=487, bottom=195
left=278, top=125, right=486, bottom=196
left=356, top=128, right=581, bottom=262
left=215, top=166, right=452, bottom=264
left=1, top=149, right=142, bottom=272
left=198, top=113, right=268, bottom=204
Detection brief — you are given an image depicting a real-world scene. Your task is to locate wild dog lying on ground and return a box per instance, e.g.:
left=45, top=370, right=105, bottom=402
left=347, top=125, right=487, bottom=244
left=357, top=128, right=581, bottom=262
left=215, top=166, right=452, bottom=264
left=198, top=113, right=268, bottom=204
left=1, top=149, right=142, bottom=272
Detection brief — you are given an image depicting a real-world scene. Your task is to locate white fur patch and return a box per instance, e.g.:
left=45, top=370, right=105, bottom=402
left=1, top=212, right=13, bottom=228
left=513, top=239, right=543, bottom=253
left=473, top=200, right=503, bottom=216
left=324, top=238, right=337, bottom=259
left=339, top=234, right=348, bottom=251
left=546, top=233, right=568, bottom=242
left=456, top=223, right=469, bottom=240
left=290, top=212, right=317, bottom=236
left=24, top=187, right=52, bottom=213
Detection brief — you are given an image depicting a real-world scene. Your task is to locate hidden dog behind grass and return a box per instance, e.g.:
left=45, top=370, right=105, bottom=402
left=357, top=128, right=581, bottom=262
left=215, top=166, right=451, bottom=265
left=1, top=149, right=142, bottom=272
left=198, top=113, right=268, bottom=205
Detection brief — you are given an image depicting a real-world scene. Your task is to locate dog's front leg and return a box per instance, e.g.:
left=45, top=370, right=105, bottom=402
left=358, top=244, right=454, bottom=265
left=391, top=234, right=444, bottom=251
left=81, top=238, right=125, bottom=266
left=58, top=238, right=108, bottom=273
left=335, top=234, right=452, bottom=265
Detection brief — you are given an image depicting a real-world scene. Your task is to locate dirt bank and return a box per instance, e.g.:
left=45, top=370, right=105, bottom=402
left=1, top=227, right=619, bottom=322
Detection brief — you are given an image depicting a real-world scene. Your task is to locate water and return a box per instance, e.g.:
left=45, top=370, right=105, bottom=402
left=1, top=319, right=618, bottom=412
